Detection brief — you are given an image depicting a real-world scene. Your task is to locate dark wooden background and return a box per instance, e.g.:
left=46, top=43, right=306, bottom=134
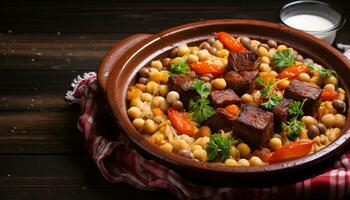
left=0, top=0, right=349, bottom=199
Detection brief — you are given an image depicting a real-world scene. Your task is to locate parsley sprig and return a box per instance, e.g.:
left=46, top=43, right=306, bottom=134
left=256, top=77, right=286, bottom=110
left=206, top=134, right=233, bottom=161
left=308, top=63, right=336, bottom=79
left=170, top=62, right=190, bottom=74
left=272, top=49, right=297, bottom=68
left=282, top=99, right=306, bottom=140
left=189, top=80, right=215, bottom=124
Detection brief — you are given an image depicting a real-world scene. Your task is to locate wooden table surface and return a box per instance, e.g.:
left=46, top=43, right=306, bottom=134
left=0, top=0, right=349, bottom=199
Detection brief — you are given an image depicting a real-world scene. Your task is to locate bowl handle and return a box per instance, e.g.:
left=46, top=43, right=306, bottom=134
left=98, top=34, right=152, bottom=91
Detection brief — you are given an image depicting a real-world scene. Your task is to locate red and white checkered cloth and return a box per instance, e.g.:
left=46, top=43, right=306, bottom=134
left=66, top=72, right=350, bottom=200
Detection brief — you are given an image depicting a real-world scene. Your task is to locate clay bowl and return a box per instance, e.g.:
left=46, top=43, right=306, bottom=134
left=99, top=19, right=350, bottom=186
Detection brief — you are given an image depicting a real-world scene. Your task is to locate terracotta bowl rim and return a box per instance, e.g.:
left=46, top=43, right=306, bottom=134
left=103, top=19, right=350, bottom=174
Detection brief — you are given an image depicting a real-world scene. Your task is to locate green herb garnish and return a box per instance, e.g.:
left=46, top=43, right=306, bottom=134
left=257, top=77, right=286, bottom=110
left=308, top=63, right=336, bottom=79
left=189, top=98, right=215, bottom=124
left=189, top=80, right=214, bottom=124
left=272, top=49, right=297, bottom=68
left=282, top=119, right=305, bottom=141
left=170, top=62, right=190, bottom=74
left=283, top=99, right=307, bottom=140
left=191, top=80, right=211, bottom=98
left=206, top=134, right=233, bottom=161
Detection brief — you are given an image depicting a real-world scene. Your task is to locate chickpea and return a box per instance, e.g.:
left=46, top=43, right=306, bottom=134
left=132, top=118, right=145, bottom=130
left=138, top=77, right=149, bottom=85
left=338, top=93, right=346, bottom=101
left=194, top=136, right=210, bottom=148
left=191, top=144, right=203, bottom=152
left=241, top=93, right=253, bottom=104
left=187, top=54, right=199, bottom=63
left=212, top=40, right=224, bottom=50
left=162, top=58, right=171, bottom=67
left=303, top=58, right=314, bottom=65
left=321, top=114, right=336, bottom=128
left=277, top=45, right=288, bottom=51
left=216, top=49, right=229, bottom=58
left=269, top=138, right=282, bottom=151
left=238, top=159, right=250, bottom=166
left=139, top=68, right=150, bottom=77
left=257, top=46, right=269, bottom=57
left=308, top=125, right=320, bottom=139
left=152, top=96, right=165, bottom=108
left=209, top=47, right=218, bottom=55
left=143, top=119, right=158, bottom=134
left=258, top=63, right=271, bottom=72
left=310, top=76, right=322, bottom=86
left=325, top=76, right=337, bottom=85
left=198, top=49, right=211, bottom=61
left=332, top=99, right=346, bottom=113
left=207, top=37, right=215, bottom=44
left=301, top=116, right=317, bottom=127
left=130, top=98, right=143, bottom=108
left=127, top=107, right=142, bottom=119
left=225, top=158, right=238, bottom=166
left=338, top=87, right=345, bottom=94
left=212, top=78, right=227, bottom=89
left=249, top=45, right=258, bottom=53
left=166, top=91, right=180, bottom=104
left=171, top=139, right=188, bottom=152
left=298, top=73, right=311, bottom=82
left=237, top=143, right=250, bottom=158
left=230, top=146, right=240, bottom=159
left=159, top=85, right=169, bottom=97
left=160, top=143, right=173, bottom=153
left=197, top=126, right=211, bottom=137
left=159, top=100, right=168, bottom=112
left=250, top=39, right=261, bottom=47
left=240, top=37, right=250, bottom=49
left=149, top=71, right=162, bottom=83
left=249, top=156, right=264, bottom=166
left=334, top=114, right=345, bottom=128
left=151, top=132, right=165, bottom=145
left=178, top=149, right=194, bottom=159
left=146, top=81, right=159, bottom=95
left=200, top=76, right=211, bottom=82
left=141, top=93, right=153, bottom=102
left=127, top=88, right=142, bottom=101
left=267, top=40, right=278, bottom=48
left=260, top=56, right=270, bottom=64
left=160, top=70, right=169, bottom=84
left=193, top=149, right=207, bottom=162
left=297, top=55, right=304, bottom=62
left=270, top=71, right=278, bottom=78
left=177, top=44, right=190, bottom=56
left=151, top=60, right=163, bottom=70
left=277, top=79, right=290, bottom=90
left=324, top=84, right=335, bottom=91
left=172, top=100, right=183, bottom=110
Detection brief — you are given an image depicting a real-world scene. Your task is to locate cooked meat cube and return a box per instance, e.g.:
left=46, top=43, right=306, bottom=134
left=224, top=70, right=258, bottom=95
left=206, top=108, right=236, bottom=132
left=233, top=105, right=274, bottom=149
left=284, top=80, right=322, bottom=115
left=209, top=89, right=240, bottom=108
left=168, top=74, right=199, bottom=107
left=273, top=98, right=293, bottom=132
left=229, top=51, right=259, bottom=72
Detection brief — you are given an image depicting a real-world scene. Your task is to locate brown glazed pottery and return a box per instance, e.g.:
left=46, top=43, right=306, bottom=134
left=99, top=19, right=350, bottom=186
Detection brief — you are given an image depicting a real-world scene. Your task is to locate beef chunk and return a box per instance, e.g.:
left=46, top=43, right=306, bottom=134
left=168, top=74, right=199, bottom=108
left=233, top=105, right=274, bottom=149
left=229, top=51, right=259, bottom=72
left=206, top=108, right=236, bottom=132
left=284, top=80, right=322, bottom=115
left=224, top=70, right=258, bottom=95
left=273, top=98, right=293, bottom=132
left=209, top=89, right=240, bottom=108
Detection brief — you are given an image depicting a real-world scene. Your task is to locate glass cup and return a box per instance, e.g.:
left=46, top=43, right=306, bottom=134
left=280, top=0, right=346, bottom=44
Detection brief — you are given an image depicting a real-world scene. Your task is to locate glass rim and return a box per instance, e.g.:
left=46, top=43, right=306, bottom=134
left=280, top=0, right=347, bottom=34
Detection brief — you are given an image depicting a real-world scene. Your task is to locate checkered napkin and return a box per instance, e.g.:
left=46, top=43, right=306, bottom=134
left=65, top=72, right=350, bottom=200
